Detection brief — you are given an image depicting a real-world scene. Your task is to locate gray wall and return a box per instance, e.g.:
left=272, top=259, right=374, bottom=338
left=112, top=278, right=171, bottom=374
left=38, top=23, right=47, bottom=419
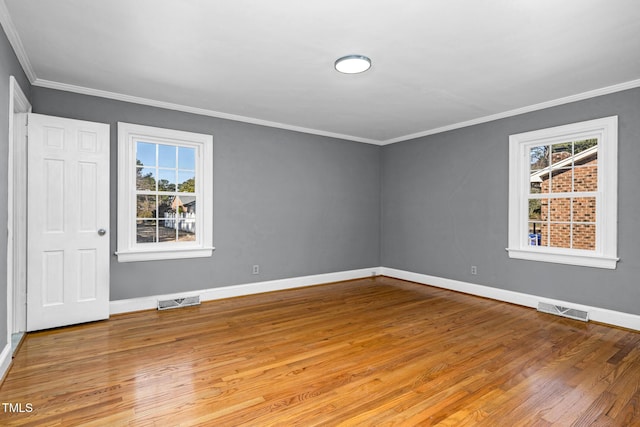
left=32, top=87, right=381, bottom=300
left=0, top=25, right=31, bottom=350
left=382, top=87, right=640, bottom=315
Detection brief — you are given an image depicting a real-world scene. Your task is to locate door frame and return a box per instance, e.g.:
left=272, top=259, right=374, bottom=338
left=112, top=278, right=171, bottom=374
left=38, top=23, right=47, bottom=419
left=7, top=76, right=31, bottom=347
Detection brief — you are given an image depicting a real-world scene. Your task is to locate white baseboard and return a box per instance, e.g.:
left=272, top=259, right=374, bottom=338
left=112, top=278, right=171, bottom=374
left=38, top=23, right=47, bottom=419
left=0, top=343, right=12, bottom=383
left=110, top=267, right=382, bottom=315
left=380, top=267, right=640, bottom=331
left=109, top=265, right=639, bottom=331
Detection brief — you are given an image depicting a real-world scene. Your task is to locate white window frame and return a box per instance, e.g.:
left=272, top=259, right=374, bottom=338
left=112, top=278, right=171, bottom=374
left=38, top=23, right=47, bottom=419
left=116, top=122, right=214, bottom=262
left=507, top=116, right=618, bottom=269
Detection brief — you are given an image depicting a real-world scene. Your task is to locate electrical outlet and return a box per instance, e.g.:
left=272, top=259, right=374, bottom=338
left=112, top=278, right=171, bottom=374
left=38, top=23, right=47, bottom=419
left=470, top=265, right=477, bottom=275
left=252, top=265, right=259, bottom=275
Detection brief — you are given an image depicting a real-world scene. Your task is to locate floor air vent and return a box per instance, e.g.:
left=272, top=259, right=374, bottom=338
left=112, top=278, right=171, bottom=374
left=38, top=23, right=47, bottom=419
left=158, top=295, right=201, bottom=310
left=537, top=302, right=589, bottom=322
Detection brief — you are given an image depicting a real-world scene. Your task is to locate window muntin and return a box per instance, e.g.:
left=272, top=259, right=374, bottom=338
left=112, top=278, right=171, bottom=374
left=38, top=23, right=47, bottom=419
left=507, top=116, right=618, bottom=269
left=117, top=123, right=213, bottom=262
left=527, top=139, right=598, bottom=251
left=135, top=142, right=197, bottom=244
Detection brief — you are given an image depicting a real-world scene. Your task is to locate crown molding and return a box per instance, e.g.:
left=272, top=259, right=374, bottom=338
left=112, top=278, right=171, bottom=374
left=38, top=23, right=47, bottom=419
left=0, top=0, right=36, bottom=82
left=28, top=75, right=640, bottom=148
left=34, top=76, right=640, bottom=147
left=32, top=78, right=382, bottom=145
left=381, top=78, right=640, bottom=145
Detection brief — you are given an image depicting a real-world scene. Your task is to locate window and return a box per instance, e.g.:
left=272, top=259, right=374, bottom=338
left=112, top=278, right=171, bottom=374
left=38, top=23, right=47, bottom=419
left=507, top=116, right=618, bottom=269
left=117, top=122, right=213, bottom=262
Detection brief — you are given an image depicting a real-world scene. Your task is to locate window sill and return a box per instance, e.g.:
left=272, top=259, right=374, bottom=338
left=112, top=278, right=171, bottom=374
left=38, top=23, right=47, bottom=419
left=116, top=247, right=215, bottom=263
left=506, top=247, right=618, bottom=269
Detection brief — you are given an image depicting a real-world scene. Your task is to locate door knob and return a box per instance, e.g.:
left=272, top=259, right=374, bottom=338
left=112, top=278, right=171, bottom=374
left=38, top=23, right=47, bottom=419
left=98, top=229, right=107, bottom=236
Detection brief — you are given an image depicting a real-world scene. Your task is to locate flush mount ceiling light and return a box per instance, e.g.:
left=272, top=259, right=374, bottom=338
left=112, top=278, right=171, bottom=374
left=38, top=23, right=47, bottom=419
left=334, top=55, right=371, bottom=74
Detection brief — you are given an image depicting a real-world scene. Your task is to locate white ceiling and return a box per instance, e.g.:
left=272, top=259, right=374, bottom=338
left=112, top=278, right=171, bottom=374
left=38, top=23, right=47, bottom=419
left=2, top=0, right=640, bottom=145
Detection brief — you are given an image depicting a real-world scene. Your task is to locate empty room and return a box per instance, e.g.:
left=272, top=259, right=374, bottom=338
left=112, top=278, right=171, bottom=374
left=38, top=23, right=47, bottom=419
left=1, top=1, right=639, bottom=425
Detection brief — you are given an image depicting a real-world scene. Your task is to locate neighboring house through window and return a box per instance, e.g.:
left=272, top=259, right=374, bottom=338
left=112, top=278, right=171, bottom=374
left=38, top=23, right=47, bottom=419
left=117, top=122, right=213, bottom=262
left=507, top=116, right=618, bottom=269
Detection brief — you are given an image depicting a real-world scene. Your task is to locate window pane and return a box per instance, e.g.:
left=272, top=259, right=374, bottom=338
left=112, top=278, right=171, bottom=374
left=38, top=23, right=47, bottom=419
left=158, top=219, right=177, bottom=242
left=136, top=167, right=156, bottom=191
left=158, top=144, right=176, bottom=168
left=178, top=220, right=196, bottom=242
left=574, top=163, right=597, bottom=192
left=533, top=172, right=550, bottom=194
left=136, top=220, right=156, bottom=243
left=178, top=147, right=196, bottom=170
left=549, top=223, right=571, bottom=249
left=550, top=168, right=572, bottom=193
left=160, top=210, right=177, bottom=239
left=574, top=138, right=598, bottom=155
left=174, top=197, right=196, bottom=214
left=136, top=195, right=156, bottom=218
left=529, top=145, right=548, bottom=172
left=177, top=172, right=195, bottom=193
left=572, top=224, right=596, bottom=251
left=540, top=198, right=549, bottom=221
left=551, top=142, right=572, bottom=166
left=530, top=181, right=542, bottom=194
left=136, top=142, right=156, bottom=167
left=157, top=169, right=176, bottom=192
left=528, top=199, right=542, bottom=220
left=528, top=222, right=543, bottom=246
left=539, top=222, right=549, bottom=247
left=573, top=197, right=596, bottom=223
left=158, top=195, right=173, bottom=217
left=549, top=198, right=571, bottom=222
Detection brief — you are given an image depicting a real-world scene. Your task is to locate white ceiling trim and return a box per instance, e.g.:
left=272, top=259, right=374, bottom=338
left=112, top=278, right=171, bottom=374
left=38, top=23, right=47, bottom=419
left=35, top=76, right=640, bottom=147
left=0, top=0, right=36, bottom=82
left=32, top=79, right=382, bottom=145
left=382, top=78, right=640, bottom=145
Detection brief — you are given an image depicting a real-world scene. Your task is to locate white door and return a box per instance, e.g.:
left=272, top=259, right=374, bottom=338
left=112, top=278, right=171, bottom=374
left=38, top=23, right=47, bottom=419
left=27, top=113, right=110, bottom=331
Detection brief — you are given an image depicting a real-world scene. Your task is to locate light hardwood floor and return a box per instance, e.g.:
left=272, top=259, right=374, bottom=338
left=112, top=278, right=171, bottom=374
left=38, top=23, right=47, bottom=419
left=1, top=277, right=639, bottom=426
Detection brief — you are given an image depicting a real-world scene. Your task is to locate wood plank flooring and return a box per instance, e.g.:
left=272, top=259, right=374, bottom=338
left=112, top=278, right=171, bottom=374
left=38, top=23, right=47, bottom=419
left=1, top=276, right=639, bottom=426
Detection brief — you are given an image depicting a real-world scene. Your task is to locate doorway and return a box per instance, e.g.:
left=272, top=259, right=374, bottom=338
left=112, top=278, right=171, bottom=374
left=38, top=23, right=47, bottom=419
left=7, top=76, right=30, bottom=354
left=7, top=77, right=111, bottom=345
